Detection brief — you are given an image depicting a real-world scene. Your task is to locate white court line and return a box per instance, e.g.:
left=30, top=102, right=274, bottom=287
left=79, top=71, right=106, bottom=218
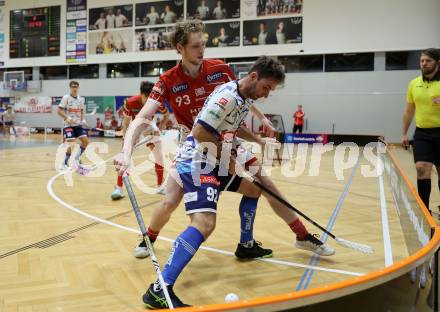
left=378, top=154, right=393, bottom=267
left=47, top=158, right=364, bottom=277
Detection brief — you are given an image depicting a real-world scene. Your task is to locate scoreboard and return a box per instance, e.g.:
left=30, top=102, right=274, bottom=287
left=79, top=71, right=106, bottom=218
left=9, top=6, right=61, bottom=58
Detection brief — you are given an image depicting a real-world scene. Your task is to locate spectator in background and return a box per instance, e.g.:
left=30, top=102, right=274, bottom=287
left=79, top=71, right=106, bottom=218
left=115, top=8, right=128, bottom=28
left=104, top=106, right=113, bottom=129
left=96, top=117, right=104, bottom=129
left=110, top=115, right=118, bottom=130
left=293, top=104, right=305, bottom=133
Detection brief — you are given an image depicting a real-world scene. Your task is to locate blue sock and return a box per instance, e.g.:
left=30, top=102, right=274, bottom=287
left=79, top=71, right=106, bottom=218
left=239, top=196, right=258, bottom=244
left=76, top=146, right=86, bottom=160
left=162, top=226, right=204, bottom=286
left=64, top=153, right=71, bottom=165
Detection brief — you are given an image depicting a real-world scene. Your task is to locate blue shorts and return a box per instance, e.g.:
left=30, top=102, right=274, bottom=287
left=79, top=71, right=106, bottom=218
left=177, top=161, right=242, bottom=214
left=63, top=125, right=87, bottom=141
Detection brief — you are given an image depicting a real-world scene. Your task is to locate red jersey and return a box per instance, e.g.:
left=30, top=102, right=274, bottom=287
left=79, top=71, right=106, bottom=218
left=147, top=59, right=236, bottom=129
left=124, top=94, right=167, bottom=119
left=294, top=110, right=304, bottom=126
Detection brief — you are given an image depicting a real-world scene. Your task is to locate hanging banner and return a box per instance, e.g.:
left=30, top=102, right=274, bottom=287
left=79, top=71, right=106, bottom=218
left=66, top=0, right=87, bottom=63
left=15, top=96, right=52, bottom=113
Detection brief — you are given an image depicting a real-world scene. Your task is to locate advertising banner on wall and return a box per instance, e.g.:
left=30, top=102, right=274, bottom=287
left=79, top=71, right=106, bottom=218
left=115, top=96, right=129, bottom=111
left=51, top=96, right=63, bottom=105
left=85, top=96, right=103, bottom=114
left=0, top=0, right=5, bottom=61
left=186, top=0, right=240, bottom=21
left=88, top=29, right=133, bottom=54
left=89, top=4, right=133, bottom=30
left=204, top=21, right=240, bottom=47
left=243, top=16, right=302, bottom=45
left=15, top=96, right=52, bottom=113
left=135, top=1, right=184, bottom=26
left=66, top=0, right=87, bottom=63
left=284, top=133, right=328, bottom=144
left=85, top=96, right=115, bottom=114
left=0, top=97, right=13, bottom=106
left=135, top=26, right=173, bottom=51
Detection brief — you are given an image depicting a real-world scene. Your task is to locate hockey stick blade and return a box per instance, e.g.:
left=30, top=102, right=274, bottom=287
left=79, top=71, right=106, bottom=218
left=251, top=178, right=374, bottom=254
left=335, top=237, right=373, bottom=254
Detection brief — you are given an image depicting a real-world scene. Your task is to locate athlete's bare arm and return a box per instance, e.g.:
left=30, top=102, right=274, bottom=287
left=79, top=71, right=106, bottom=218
left=116, top=99, right=161, bottom=173
left=401, top=101, right=415, bottom=146
left=250, top=104, right=275, bottom=132
left=57, top=107, right=67, bottom=120
left=237, top=126, right=264, bottom=144
left=121, top=114, right=131, bottom=137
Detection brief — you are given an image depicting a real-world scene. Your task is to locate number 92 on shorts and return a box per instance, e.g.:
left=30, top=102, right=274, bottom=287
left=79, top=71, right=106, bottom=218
left=177, top=162, right=242, bottom=214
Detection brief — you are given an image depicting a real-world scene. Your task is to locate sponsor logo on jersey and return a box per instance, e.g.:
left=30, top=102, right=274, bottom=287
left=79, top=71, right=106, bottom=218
left=214, top=103, right=226, bottom=110
left=195, top=87, right=205, bottom=97
left=200, top=175, right=220, bottom=186
left=183, top=191, right=198, bottom=203
left=206, top=72, right=223, bottom=83
left=171, top=83, right=189, bottom=94
left=219, top=97, right=229, bottom=105
left=208, top=109, right=221, bottom=119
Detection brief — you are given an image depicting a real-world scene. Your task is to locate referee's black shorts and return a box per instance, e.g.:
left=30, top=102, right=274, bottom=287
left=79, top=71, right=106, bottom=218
left=413, top=127, right=440, bottom=165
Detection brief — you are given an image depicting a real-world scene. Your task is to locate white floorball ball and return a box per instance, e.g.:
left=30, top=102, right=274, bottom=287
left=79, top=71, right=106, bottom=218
left=225, top=293, right=239, bottom=302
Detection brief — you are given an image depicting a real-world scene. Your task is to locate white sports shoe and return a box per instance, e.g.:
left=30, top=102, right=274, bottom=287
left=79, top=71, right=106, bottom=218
left=59, top=163, right=70, bottom=171
left=295, top=234, right=335, bottom=256
left=111, top=186, right=125, bottom=200
left=156, top=183, right=166, bottom=195
left=133, top=241, right=150, bottom=259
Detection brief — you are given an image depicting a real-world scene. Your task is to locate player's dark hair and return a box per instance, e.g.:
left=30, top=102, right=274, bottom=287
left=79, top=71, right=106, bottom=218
left=422, top=48, right=440, bottom=61
left=249, top=56, right=285, bottom=83
left=69, top=80, right=79, bottom=87
left=171, top=20, right=205, bottom=49
left=140, top=81, right=154, bottom=95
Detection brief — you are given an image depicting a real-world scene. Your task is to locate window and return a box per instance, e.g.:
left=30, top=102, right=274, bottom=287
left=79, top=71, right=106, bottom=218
left=385, top=51, right=421, bottom=70
left=41, top=66, right=68, bottom=80
left=226, top=57, right=259, bottom=64
left=325, top=53, right=374, bottom=72
left=279, top=55, right=323, bottom=72
left=141, top=61, right=176, bottom=77
left=107, top=63, right=140, bottom=78
left=69, top=64, right=99, bottom=79
left=226, top=57, right=259, bottom=77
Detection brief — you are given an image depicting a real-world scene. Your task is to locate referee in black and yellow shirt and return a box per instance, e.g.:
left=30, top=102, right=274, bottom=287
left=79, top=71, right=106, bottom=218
left=401, top=48, right=440, bottom=214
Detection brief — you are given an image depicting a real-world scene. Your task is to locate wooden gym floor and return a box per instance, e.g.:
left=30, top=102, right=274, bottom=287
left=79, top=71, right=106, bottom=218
left=0, top=134, right=438, bottom=311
